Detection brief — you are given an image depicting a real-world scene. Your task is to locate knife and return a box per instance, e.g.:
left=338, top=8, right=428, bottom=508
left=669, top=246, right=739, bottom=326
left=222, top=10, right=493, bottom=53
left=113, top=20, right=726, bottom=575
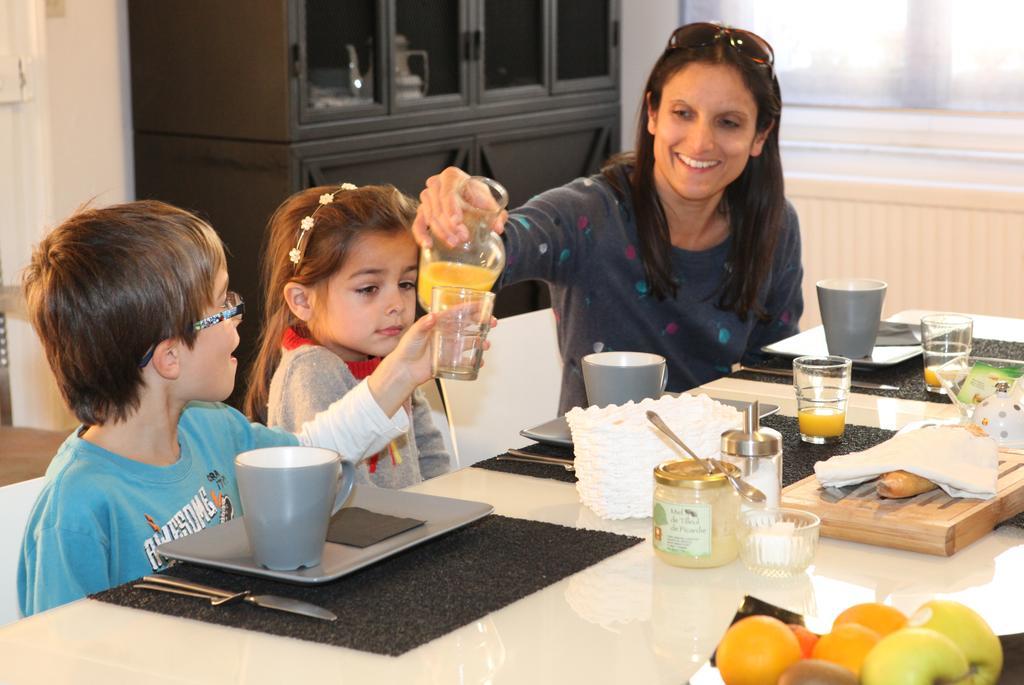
left=737, top=366, right=899, bottom=391
left=820, top=482, right=873, bottom=503
left=506, top=448, right=574, bottom=464
left=138, top=575, right=337, bottom=622
left=498, top=449, right=575, bottom=471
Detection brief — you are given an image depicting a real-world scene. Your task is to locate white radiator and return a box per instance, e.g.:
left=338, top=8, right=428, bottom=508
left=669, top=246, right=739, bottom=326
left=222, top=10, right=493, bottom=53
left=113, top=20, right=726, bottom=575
left=787, top=176, right=1024, bottom=328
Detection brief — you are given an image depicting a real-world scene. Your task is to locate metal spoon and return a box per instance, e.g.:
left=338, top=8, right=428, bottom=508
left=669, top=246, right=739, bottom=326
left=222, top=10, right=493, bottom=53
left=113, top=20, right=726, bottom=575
left=645, top=410, right=767, bottom=503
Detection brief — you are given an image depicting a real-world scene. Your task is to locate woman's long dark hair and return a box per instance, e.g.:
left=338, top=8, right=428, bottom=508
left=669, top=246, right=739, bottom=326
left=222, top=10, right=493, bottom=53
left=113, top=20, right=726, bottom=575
left=604, top=34, right=784, bottom=321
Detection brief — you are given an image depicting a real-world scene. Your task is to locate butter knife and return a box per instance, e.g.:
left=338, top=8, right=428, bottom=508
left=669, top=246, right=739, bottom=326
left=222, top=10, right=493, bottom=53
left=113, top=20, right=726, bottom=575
left=498, top=449, right=575, bottom=471
left=138, top=575, right=337, bottom=622
left=737, top=366, right=899, bottom=391
left=506, top=448, right=574, bottom=464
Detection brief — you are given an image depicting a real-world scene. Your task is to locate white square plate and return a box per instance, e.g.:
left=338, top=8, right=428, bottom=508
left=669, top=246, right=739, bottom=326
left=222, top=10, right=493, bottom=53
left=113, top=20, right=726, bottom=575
left=761, top=325, right=921, bottom=367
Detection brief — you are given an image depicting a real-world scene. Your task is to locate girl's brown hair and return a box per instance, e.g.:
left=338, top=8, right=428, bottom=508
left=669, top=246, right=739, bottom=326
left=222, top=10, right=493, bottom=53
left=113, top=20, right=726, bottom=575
left=244, top=184, right=417, bottom=422
left=604, top=30, right=784, bottom=321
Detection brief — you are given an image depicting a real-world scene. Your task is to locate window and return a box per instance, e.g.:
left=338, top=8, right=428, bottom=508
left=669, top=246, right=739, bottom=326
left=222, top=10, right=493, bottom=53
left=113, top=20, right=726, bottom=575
left=682, top=0, right=1024, bottom=113
left=680, top=0, right=1024, bottom=184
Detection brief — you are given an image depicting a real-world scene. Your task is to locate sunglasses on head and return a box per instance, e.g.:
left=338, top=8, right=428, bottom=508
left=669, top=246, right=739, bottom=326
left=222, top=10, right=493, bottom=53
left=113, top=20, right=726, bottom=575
left=666, top=22, right=774, bottom=74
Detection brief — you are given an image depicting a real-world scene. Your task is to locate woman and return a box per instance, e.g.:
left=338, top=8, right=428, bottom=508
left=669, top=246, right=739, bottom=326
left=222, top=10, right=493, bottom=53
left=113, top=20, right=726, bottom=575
left=414, top=23, right=803, bottom=414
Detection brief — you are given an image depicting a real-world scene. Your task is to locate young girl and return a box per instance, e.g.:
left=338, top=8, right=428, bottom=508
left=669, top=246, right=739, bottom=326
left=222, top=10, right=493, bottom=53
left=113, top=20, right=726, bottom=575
left=245, top=184, right=450, bottom=488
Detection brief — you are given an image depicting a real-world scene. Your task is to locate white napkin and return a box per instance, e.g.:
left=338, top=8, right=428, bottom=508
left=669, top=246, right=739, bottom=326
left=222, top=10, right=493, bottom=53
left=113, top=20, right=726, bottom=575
left=813, top=426, right=999, bottom=499
left=565, top=393, right=742, bottom=519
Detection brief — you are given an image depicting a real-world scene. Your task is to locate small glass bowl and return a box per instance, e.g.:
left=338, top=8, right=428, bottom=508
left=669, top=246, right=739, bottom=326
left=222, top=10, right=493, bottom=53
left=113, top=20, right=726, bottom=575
left=738, top=508, right=820, bottom=577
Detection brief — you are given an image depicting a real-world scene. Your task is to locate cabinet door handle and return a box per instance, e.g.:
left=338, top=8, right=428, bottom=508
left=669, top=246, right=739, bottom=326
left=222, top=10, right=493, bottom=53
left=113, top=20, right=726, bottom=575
left=291, top=43, right=301, bottom=78
left=462, top=30, right=481, bottom=62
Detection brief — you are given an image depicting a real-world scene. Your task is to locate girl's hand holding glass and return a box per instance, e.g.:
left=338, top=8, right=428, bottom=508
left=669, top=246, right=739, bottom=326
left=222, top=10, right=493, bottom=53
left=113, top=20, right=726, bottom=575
left=367, top=312, right=496, bottom=416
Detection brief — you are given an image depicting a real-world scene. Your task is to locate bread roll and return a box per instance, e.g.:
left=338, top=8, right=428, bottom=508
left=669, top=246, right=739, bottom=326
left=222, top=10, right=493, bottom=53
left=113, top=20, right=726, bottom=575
left=877, top=470, right=938, bottom=498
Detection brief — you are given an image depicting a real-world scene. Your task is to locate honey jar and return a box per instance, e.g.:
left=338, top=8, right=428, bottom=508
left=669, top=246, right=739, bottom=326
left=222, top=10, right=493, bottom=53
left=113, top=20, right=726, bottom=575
left=652, top=460, right=740, bottom=568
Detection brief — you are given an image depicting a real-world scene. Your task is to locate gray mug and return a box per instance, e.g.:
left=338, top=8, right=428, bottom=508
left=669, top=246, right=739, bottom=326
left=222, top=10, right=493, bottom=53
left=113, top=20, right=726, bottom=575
left=816, top=278, right=887, bottom=359
left=582, top=351, right=668, bottom=407
left=235, top=446, right=355, bottom=571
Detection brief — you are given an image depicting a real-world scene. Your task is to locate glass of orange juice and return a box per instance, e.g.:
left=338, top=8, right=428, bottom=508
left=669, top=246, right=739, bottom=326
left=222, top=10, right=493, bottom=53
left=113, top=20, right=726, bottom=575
left=920, top=314, right=973, bottom=394
left=431, top=286, right=496, bottom=381
left=793, top=356, right=852, bottom=444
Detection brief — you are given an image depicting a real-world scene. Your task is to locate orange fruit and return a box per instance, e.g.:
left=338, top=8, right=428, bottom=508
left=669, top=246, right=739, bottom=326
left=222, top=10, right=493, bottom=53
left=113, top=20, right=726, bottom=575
left=716, top=615, right=803, bottom=685
left=832, top=602, right=908, bottom=637
left=811, top=623, right=882, bottom=676
left=788, top=623, right=820, bottom=658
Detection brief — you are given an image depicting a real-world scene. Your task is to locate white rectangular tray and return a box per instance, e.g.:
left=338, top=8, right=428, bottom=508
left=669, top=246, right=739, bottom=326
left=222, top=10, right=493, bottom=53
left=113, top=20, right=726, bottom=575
left=157, top=486, right=493, bottom=585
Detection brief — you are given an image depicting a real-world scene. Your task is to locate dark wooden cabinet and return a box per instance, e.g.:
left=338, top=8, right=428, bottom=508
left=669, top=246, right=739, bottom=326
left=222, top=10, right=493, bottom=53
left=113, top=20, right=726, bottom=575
left=129, top=0, right=619, bottom=400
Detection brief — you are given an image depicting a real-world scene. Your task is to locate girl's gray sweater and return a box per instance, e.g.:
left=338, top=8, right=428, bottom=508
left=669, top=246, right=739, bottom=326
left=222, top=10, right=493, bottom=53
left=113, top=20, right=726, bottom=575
left=267, top=345, right=450, bottom=488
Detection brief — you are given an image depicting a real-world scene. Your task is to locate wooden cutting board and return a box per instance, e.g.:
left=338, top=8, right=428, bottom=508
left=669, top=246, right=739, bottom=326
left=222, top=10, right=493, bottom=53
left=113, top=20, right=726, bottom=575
left=781, top=448, right=1024, bottom=556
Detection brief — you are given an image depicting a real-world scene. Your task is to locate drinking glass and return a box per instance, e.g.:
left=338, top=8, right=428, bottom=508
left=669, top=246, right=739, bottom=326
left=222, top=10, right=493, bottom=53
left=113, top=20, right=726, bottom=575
left=920, top=314, right=973, bottom=394
left=431, top=286, right=496, bottom=381
left=793, top=356, right=853, bottom=444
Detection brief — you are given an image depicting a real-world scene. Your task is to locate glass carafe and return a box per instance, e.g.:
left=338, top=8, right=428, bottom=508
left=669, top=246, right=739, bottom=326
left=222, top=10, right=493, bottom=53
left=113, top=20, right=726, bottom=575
left=418, top=176, right=508, bottom=309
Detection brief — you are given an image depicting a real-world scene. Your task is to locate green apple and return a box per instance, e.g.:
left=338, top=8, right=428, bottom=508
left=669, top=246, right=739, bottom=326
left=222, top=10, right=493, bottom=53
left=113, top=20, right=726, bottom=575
left=860, top=628, right=969, bottom=685
left=908, top=600, right=1003, bottom=685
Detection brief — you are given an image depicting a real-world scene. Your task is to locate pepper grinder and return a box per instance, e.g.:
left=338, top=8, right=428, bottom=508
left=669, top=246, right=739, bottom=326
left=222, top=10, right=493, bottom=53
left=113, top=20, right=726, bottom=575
left=720, top=400, right=782, bottom=510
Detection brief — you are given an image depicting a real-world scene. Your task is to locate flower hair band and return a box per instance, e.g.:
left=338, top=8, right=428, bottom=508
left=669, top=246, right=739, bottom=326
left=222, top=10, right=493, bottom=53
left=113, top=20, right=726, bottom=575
left=288, top=183, right=358, bottom=267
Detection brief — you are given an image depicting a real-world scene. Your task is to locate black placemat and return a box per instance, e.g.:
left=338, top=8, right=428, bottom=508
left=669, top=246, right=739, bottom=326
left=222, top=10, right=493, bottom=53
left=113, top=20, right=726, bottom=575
left=472, top=442, right=578, bottom=483
left=761, top=414, right=897, bottom=487
left=736, top=338, right=1024, bottom=402
left=92, top=515, right=642, bottom=656
left=999, top=632, right=1024, bottom=683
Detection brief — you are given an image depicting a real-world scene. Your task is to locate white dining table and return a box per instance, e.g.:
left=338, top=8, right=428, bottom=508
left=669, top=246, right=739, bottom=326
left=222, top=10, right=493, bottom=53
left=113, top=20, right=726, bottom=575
left=1, top=311, right=1022, bottom=684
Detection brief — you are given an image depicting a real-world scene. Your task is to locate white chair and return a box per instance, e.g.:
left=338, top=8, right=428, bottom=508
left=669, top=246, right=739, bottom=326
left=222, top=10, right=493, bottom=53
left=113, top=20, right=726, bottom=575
left=0, top=477, right=44, bottom=626
left=440, top=308, right=563, bottom=467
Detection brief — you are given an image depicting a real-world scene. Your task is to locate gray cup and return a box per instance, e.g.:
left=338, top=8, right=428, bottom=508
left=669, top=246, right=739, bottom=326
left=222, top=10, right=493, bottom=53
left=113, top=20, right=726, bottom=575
left=816, top=278, right=887, bottom=359
left=582, top=351, right=668, bottom=407
left=235, top=446, right=355, bottom=571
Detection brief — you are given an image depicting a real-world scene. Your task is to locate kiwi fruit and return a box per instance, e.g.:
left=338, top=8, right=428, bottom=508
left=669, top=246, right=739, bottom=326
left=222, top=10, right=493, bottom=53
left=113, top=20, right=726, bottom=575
left=777, top=659, right=858, bottom=685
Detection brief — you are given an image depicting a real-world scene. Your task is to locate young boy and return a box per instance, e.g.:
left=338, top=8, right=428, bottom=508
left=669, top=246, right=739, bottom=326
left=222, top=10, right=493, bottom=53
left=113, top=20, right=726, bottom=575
left=18, top=200, right=438, bottom=616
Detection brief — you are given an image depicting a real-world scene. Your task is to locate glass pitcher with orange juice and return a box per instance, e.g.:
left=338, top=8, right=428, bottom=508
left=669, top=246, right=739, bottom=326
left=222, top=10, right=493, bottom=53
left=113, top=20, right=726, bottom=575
left=417, top=176, right=508, bottom=309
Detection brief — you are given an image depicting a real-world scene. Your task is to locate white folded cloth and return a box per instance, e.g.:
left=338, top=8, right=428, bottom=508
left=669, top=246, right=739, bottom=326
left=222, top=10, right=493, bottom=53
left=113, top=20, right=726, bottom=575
left=813, top=425, right=999, bottom=499
left=565, top=393, right=742, bottom=519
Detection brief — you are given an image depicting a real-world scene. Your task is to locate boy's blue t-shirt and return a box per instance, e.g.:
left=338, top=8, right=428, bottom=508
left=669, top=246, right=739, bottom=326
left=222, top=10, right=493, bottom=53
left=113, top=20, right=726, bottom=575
left=17, top=401, right=298, bottom=617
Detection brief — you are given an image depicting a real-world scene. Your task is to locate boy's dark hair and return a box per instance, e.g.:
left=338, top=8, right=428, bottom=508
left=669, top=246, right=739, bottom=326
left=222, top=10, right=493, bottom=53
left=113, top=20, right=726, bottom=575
left=23, top=200, right=226, bottom=425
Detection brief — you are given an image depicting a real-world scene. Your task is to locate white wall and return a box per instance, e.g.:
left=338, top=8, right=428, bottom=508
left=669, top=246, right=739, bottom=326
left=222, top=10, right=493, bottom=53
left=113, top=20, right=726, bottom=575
left=2, top=0, right=132, bottom=429
left=1, top=0, right=60, bottom=430
left=46, top=0, right=132, bottom=219
left=619, top=0, right=679, bottom=151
